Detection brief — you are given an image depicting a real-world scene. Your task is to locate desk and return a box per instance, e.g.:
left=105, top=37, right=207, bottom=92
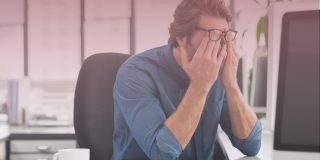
left=0, top=124, right=9, bottom=142
left=217, top=129, right=320, bottom=160
left=0, top=124, right=9, bottom=160
left=0, top=124, right=76, bottom=160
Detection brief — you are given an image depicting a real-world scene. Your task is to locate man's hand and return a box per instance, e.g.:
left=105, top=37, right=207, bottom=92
left=178, top=35, right=227, bottom=92
left=166, top=34, right=227, bottom=149
left=221, top=41, right=240, bottom=89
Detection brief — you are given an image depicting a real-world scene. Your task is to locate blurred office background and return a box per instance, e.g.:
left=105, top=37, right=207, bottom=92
left=1, top=0, right=286, bottom=80
left=0, top=0, right=317, bottom=159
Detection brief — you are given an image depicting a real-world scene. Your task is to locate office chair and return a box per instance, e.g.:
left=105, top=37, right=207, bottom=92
left=74, top=53, right=130, bottom=160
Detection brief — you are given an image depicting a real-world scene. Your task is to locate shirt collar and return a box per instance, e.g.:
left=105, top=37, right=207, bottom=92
left=163, top=44, right=190, bottom=87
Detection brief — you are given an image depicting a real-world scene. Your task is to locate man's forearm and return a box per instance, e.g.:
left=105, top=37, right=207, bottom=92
left=164, top=83, right=209, bottom=149
left=225, top=84, right=257, bottom=139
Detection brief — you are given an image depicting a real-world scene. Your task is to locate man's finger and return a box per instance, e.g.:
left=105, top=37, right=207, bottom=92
left=218, top=43, right=227, bottom=63
left=205, top=40, right=216, bottom=58
left=194, top=33, right=210, bottom=58
left=211, top=39, right=221, bottom=59
left=227, top=41, right=234, bottom=55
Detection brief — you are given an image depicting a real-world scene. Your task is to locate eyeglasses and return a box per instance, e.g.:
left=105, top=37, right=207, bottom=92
left=195, top=27, right=237, bottom=42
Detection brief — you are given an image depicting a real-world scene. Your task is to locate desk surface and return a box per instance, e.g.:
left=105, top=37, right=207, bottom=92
left=0, top=124, right=9, bottom=142
left=0, top=123, right=75, bottom=141
left=217, top=128, right=320, bottom=160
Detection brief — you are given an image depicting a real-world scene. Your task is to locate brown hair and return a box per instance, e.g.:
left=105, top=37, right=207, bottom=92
left=168, top=0, right=233, bottom=47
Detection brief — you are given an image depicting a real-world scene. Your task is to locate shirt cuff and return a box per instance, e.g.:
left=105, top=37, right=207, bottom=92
left=230, top=120, right=262, bottom=156
left=156, top=124, right=183, bottom=158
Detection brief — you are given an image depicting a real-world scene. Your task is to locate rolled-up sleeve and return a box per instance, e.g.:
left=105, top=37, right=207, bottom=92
left=219, top=94, right=262, bottom=156
left=113, top=63, right=183, bottom=159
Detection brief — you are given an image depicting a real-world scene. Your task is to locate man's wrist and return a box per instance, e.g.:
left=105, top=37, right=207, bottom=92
left=223, top=81, right=238, bottom=91
left=188, top=82, right=211, bottom=96
left=224, top=82, right=241, bottom=96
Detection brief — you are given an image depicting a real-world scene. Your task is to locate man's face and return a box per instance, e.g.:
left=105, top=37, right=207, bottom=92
left=185, top=15, right=229, bottom=60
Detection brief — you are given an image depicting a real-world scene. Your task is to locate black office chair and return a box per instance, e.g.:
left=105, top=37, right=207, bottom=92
left=74, top=53, right=130, bottom=160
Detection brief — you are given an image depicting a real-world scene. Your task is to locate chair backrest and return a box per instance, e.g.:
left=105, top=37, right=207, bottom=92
left=74, top=53, right=130, bottom=160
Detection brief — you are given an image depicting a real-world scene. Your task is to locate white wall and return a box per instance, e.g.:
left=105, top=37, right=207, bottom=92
left=27, top=0, right=81, bottom=81
left=135, top=0, right=181, bottom=53
left=0, top=0, right=268, bottom=81
left=0, top=0, right=239, bottom=80
left=0, top=0, right=24, bottom=79
left=84, top=0, right=130, bottom=57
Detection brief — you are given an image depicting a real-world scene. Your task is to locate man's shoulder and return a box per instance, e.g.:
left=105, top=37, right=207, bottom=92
left=120, top=45, right=170, bottom=71
left=115, top=45, right=170, bottom=90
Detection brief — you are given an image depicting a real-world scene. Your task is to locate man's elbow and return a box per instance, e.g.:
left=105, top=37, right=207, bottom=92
left=240, top=140, right=261, bottom=156
left=240, top=120, right=262, bottom=156
left=147, top=142, right=182, bottom=160
left=145, top=131, right=183, bottom=160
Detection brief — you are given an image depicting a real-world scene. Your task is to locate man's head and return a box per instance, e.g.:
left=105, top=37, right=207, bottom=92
left=168, top=0, right=233, bottom=59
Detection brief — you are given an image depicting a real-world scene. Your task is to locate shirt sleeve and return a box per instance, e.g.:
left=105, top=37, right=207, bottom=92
left=219, top=94, right=262, bottom=156
left=113, top=63, right=183, bottom=160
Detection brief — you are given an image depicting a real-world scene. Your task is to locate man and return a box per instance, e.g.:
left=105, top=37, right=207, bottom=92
left=113, top=0, right=262, bottom=159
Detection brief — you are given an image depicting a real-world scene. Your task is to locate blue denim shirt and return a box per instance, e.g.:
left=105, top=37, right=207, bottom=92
left=113, top=45, right=262, bottom=160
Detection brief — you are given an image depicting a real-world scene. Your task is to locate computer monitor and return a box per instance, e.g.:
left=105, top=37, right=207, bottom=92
left=266, top=2, right=318, bottom=130
left=273, top=10, right=319, bottom=152
left=250, top=49, right=267, bottom=113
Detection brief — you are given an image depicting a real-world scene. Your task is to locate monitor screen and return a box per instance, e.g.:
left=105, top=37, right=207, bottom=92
left=252, top=55, right=267, bottom=107
left=274, top=10, right=320, bottom=152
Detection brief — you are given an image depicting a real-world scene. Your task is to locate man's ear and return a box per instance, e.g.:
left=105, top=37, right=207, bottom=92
left=176, top=36, right=187, bottom=48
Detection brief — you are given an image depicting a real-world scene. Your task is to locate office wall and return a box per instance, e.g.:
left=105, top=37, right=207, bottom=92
left=84, top=0, right=130, bottom=58
left=0, top=0, right=24, bottom=79
left=0, top=0, right=253, bottom=81
left=0, top=0, right=132, bottom=82
left=135, top=0, right=181, bottom=53
left=28, top=0, right=81, bottom=81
